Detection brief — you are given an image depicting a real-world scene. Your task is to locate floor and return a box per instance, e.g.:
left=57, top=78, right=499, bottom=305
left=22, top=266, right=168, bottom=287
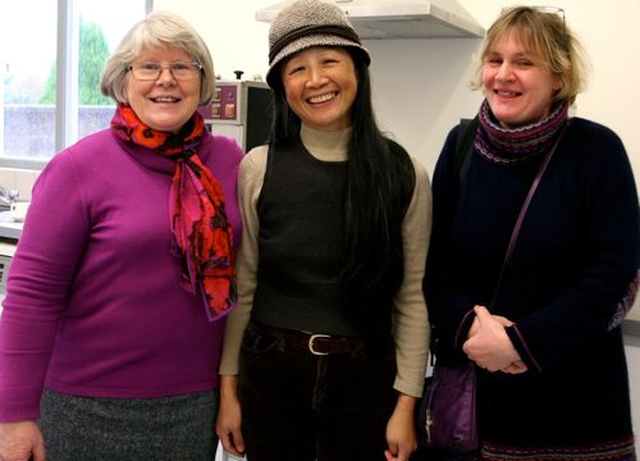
left=217, top=449, right=244, bottom=461
left=625, top=337, right=640, bottom=454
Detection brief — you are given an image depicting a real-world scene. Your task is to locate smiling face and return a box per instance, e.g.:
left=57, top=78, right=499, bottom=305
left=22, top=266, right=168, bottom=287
left=280, top=46, right=358, bottom=131
left=482, top=29, right=562, bottom=128
left=125, top=44, right=202, bottom=133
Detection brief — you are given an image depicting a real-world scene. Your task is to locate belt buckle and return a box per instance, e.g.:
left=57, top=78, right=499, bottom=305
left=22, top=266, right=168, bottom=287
left=308, top=333, right=331, bottom=356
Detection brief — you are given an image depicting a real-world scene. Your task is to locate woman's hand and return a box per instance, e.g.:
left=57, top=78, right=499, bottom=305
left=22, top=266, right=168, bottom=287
left=215, top=375, right=245, bottom=458
left=384, top=393, right=417, bottom=461
left=463, top=305, right=524, bottom=372
left=502, top=359, right=528, bottom=374
left=0, top=420, right=45, bottom=461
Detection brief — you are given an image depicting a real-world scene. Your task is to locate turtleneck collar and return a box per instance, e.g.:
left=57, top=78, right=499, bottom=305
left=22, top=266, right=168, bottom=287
left=300, top=124, right=352, bottom=162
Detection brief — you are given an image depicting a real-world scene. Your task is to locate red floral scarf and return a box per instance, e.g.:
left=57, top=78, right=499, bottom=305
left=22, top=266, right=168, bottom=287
left=111, top=103, right=236, bottom=321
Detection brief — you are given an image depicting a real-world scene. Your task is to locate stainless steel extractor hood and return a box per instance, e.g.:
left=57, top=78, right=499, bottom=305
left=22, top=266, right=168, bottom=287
left=256, top=0, right=485, bottom=39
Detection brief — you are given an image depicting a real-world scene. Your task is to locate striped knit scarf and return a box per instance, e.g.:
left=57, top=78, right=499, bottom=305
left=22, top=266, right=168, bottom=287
left=111, top=103, right=236, bottom=321
left=474, top=99, right=569, bottom=165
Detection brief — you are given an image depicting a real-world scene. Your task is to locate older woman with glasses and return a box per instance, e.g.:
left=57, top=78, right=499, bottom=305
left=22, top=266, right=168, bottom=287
left=423, top=5, right=638, bottom=461
left=0, top=11, right=242, bottom=461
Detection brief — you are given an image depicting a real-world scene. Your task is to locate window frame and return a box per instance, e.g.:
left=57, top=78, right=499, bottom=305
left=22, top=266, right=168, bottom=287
left=0, top=0, right=153, bottom=170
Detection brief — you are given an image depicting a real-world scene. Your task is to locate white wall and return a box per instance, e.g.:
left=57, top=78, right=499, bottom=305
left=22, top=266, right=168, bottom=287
left=153, top=0, right=640, bottom=320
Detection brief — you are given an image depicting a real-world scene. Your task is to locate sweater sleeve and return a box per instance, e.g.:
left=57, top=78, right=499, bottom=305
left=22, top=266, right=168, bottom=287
left=506, top=123, right=639, bottom=371
left=424, top=126, right=477, bottom=363
left=219, top=146, right=268, bottom=375
left=392, top=157, right=431, bottom=398
left=0, top=152, right=90, bottom=421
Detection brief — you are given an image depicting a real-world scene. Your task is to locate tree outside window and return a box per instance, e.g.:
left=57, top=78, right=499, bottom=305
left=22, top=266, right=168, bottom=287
left=1, top=1, right=148, bottom=166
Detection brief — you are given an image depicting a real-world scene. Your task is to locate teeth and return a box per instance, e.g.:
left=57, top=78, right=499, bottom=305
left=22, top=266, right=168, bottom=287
left=309, top=93, right=335, bottom=103
left=153, top=97, right=178, bottom=103
left=497, top=91, right=516, bottom=97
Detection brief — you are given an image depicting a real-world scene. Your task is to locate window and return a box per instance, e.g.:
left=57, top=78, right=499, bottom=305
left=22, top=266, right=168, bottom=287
left=1, top=0, right=151, bottom=169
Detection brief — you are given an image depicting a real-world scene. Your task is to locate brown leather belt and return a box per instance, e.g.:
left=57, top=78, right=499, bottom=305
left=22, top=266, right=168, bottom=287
left=261, top=325, right=366, bottom=356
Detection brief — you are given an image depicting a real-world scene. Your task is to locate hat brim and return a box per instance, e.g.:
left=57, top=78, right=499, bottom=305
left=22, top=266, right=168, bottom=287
left=266, top=34, right=371, bottom=88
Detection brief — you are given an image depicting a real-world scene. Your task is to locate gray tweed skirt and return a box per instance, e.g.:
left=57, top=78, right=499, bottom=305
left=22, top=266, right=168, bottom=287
left=40, top=388, right=219, bottom=461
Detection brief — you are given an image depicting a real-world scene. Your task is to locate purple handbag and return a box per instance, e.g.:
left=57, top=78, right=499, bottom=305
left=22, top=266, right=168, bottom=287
left=418, top=362, right=478, bottom=452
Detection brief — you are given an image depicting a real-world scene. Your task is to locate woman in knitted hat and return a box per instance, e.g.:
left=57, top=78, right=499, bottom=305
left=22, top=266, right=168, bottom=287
left=216, top=0, right=430, bottom=460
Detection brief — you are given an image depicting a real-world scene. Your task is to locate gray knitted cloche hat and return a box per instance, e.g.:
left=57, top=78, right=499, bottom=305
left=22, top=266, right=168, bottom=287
left=266, top=0, right=371, bottom=88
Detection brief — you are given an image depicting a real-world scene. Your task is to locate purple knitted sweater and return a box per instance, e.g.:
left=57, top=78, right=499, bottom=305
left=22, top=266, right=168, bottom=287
left=0, top=128, right=243, bottom=421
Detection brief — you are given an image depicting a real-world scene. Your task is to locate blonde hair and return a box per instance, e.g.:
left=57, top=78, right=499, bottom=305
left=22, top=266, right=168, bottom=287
left=100, top=11, right=215, bottom=105
left=471, top=6, right=589, bottom=105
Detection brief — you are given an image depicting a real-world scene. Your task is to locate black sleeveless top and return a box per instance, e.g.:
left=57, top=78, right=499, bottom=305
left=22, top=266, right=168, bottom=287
left=252, top=135, right=415, bottom=337
left=251, top=137, right=359, bottom=335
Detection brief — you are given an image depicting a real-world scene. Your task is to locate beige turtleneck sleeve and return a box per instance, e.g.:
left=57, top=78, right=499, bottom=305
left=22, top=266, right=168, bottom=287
left=219, top=125, right=431, bottom=397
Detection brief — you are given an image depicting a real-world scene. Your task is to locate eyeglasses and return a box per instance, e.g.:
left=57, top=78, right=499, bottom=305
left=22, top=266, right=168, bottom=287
left=530, top=6, right=567, bottom=40
left=502, top=5, right=567, bottom=39
left=503, top=5, right=565, bottom=22
left=531, top=6, right=565, bottom=19
left=128, top=61, right=204, bottom=81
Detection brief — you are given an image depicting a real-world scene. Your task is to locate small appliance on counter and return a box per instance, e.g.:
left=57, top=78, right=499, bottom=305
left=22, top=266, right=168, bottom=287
left=199, top=77, right=273, bottom=152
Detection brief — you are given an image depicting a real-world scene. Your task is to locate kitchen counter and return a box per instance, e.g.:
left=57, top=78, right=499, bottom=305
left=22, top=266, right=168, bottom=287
left=0, top=222, right=22, bottom=241
left=0, top=240, right=17, bottom=257
left=0, top=209, right=23, bottom=241
left=0, top=240, right=15, bottom=297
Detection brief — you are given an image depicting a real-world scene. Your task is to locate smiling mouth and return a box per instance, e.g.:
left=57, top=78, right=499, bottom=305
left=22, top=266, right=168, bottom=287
left=151, top=96, right=180, bottom=103
left=308, top=92, right=337, bottom=104
left=495, top=90, right=520, bottom=97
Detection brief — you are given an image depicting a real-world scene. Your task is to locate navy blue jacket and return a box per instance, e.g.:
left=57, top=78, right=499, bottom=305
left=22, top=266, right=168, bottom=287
left=425, top=117, right=639, bottom=454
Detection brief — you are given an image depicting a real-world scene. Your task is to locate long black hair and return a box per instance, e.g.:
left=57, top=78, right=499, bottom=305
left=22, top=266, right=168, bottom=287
left=269, top=47, right=416, bottom=332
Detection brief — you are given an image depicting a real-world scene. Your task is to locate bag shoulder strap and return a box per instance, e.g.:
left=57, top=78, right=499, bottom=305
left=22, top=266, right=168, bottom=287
left=453, top=116, right=479, bottom=184
left=429, top=116, right=479, bottom=363
left=490, top=122, right=570, bottom=305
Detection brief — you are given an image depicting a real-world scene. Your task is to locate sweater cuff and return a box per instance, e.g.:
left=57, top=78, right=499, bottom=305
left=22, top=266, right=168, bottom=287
left=505, top=324, right=542, bottom=372
left=454, top=309, right=476, bottom=351
left=0, top=388, right=41, bottom=422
